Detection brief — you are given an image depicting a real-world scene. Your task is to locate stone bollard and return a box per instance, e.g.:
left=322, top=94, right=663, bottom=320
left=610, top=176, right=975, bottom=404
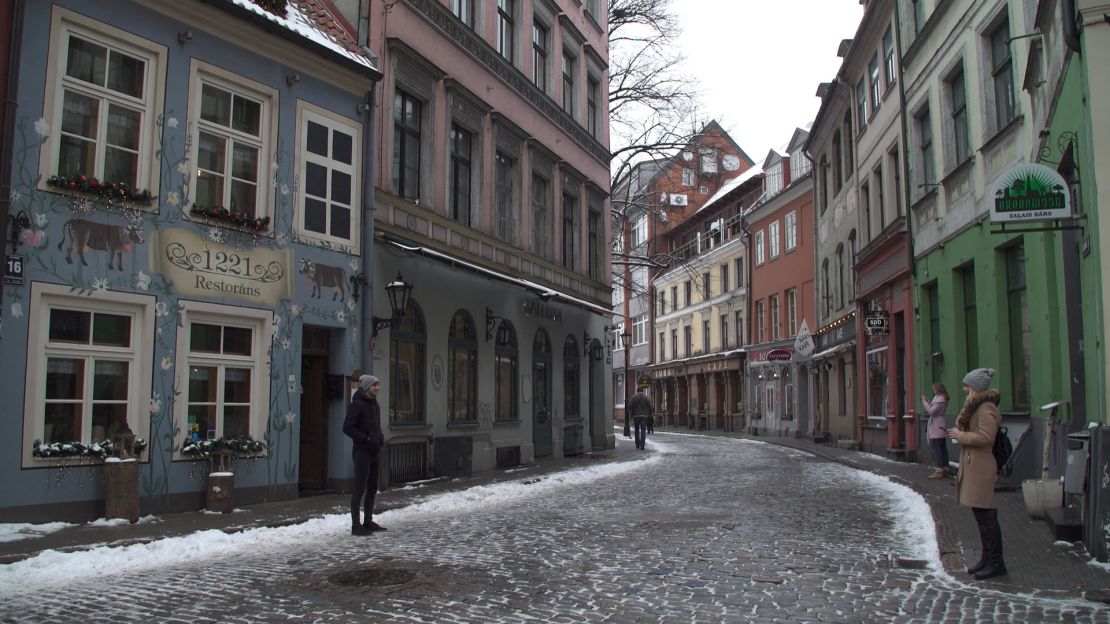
left=207, top=471, right=235, bottom=514
left=104, top=457, right=140, bottom=523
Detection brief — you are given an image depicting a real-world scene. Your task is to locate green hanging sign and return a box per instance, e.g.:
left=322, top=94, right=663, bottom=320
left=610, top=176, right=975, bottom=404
left=990, top=163, right=1070, bottom=223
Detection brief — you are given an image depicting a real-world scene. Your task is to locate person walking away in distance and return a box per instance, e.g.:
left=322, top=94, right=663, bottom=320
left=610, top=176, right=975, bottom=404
left=343, top=374, right=387, bottom=536
left=947, top=368, right=1006, bottom=580
left=627, top=387, right=654, bottom=450
left=922, top=383, right=950, bottom=479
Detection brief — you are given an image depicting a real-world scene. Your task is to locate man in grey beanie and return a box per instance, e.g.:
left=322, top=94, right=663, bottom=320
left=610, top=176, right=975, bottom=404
left=343, top=374, right=385, bottom=535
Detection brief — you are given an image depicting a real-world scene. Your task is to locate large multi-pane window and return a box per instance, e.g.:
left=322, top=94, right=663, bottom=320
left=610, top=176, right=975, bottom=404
left=702, top=319, right=710, bottom=354
left=588, top=208, right=601, bottom=280
left=720, top=263, right=730, bottom=292
left=684, top=325, right=692, bottom=356
left=495, top=151, right=516, bottom=243
left=532, top=21, right=548, bottom=90
left=832, top=132, right=843, bottom=194
left=736, top=257, right=745, bottom=287
left=299, top=105, right=360, bottom=244
left=562, top=51, right=576, bottom=115
left=883, top=27, right=895, bottom=87
left=912, top=0, right=927, bottom=36
left=989, top=17, right=1015, bottom=131
left=770, top=294, right=781, bottom=340
left=658, top=332, right=665, bottom=361
left=837, top=244, right=845, bottom=308
left=756, top=300, right=766, bottom=343
left=768, top=221, right=780, bottom=259
left=787, top=288, right=797, bottom=336
left=632, top=313, right=648, bottom=345
left=26, top=285, right=154, bottom=462
left=392, top=90, right=422, bottom=200
left=191, top=71, right=272, bottom=221
left=452, top=0, right=474, bottom=28
left=632, top=215, right=647, bottom=247
left=856, top=78, right=867, bottom=125
left=948, top=67, right=969, bottom=164
left=822, top=259, right=831, bottom=316
left=960, top=266, right=979, bottom=371
left=785, top=211, right=797, bottom=251
left=450, top=124, right=472, bottom=226
left=390, top=300, right=426, bottom=424
left=1007, top=246, right=1030, bottom=409
left=684, top=280, right=691, bottom=306
left=735, top=310, right=743, bottom=346
left=869, top=55, right=881, bottom=110
left=497, top=0, right=515, bottom=63
left=494, top=321, right=518, bottom=421
left=916, top=107, right=934, bottom=187
left=50, top=18, right=162, bottom=193
left=564, top=336, right=579, bottom=420
left=448, top=311, right=477, bottom=423
left=587, top=77, right=599, bottom=137
left=531, top=174, right=551, bottom=258
left=720, top=314, right=729, bottom=349
left=671, top=327, right=678, bottom=360
left=755, top=230, right=765, bottom=264
left=562, top=192, right=577, bottom=270
left=925, top=283, right=942, bottom=379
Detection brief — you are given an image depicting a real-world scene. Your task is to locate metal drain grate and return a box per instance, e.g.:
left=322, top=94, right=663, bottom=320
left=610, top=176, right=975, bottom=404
left=328, top=568, right=416, bottom=587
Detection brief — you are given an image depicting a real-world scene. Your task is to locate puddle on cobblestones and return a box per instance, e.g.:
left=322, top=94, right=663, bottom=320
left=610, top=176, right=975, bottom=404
left=291, top=557, right=502, bottom=605
left=328, top=568, right=417, bottom=587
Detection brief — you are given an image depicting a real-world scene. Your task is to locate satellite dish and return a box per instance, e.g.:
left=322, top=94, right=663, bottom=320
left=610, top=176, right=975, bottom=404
left=723, top=155, right=741, bottom=171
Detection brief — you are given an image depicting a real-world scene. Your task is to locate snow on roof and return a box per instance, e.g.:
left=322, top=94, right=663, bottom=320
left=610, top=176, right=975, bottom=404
left=227, top=0, right=378, bottom=73
left=694, top=166, right=764, bottom=215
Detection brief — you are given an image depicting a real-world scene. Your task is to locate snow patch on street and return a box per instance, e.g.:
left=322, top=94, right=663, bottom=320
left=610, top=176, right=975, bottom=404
left=0, top=522, right=75, bottom=543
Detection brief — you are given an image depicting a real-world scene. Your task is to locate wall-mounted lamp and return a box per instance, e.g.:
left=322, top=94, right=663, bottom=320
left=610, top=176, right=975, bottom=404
left=371, top=272, right=413, bottom=338
left=8, top=210, right=29, bottom=251
left=286, top=74, right=301, bottom=86
left=824, top=361, right=835, bottom=371
left=178, top=31, right=193, bottom=44
left=590, top=340, right=604, bottom=362
left=485, top=307, right=510, bottom=343
left=583, top=331, right=594, bottom=360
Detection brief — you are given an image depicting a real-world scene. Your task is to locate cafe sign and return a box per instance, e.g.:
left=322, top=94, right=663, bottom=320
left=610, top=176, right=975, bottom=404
left=990, top=163, right=1070, bottom=223
left=150, top=228, right=293, bottom=305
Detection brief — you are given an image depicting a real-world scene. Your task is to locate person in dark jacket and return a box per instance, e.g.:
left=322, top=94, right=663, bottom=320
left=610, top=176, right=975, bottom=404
left=343, top=374, right=386, bottom=536
left=626, top=387, right=654, bottom=450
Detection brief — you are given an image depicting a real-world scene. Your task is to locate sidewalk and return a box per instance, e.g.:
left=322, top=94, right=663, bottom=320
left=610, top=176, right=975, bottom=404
left=662, top=426, right=1110, bottom=604
left=4, top=429, right=1110, bottom=605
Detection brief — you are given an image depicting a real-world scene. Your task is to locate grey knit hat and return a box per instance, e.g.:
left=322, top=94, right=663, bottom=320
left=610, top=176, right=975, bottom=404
left=359, top=374, right=380, bottom=390
left=962, top=368, right=996, bottom=392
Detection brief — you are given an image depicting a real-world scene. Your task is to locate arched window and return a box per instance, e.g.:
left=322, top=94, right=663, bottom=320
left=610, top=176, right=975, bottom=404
left=836, top=243, right=845, bottom=308
left=847, top=230, right=857, bottom=301
left=564, top=335, right=580, bottom=420
left=822, top=259, right=831, bottom=317
left=448, top=310, right=477, bottom=423
left=494, top=320, right=518, bottom=422
left=390, top=299, right=426, bottom=424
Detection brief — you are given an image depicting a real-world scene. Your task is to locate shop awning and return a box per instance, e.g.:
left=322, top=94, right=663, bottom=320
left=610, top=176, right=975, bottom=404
left=381, top=234, right=611, bottom=316
left=812, top=341, right=856, bottom=360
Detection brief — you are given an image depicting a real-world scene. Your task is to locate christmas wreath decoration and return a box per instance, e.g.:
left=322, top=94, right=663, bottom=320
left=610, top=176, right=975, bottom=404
left=47, top=174, right=153, bottom=203
left=32, top=437, right=148, bottom=460
left=181, top=435, right=267, bottom=459
left=190, top=205, right=271, bottom=232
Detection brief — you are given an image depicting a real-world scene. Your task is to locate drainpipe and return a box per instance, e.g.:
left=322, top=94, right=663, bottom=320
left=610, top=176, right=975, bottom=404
left=741, top=216, right=753, bottom=430
left=0, top=0, right=25, bottom=319
left=892, top=0, right=918, bottom=428
left=360, top=83, right=378, bottom=375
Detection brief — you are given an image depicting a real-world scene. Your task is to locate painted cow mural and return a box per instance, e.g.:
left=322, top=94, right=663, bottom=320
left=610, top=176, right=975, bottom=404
left=57, top=218, right=145, bottom=271
left=299, top=259, right=347, bottom=301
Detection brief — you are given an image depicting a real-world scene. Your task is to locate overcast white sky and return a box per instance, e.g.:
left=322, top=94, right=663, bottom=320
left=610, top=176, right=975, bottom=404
left=675, top=1, right=865, bottom=163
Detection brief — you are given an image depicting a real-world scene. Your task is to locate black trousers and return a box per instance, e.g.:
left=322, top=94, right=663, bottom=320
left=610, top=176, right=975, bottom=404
left=972, top=507, right=1004, bottom=565
left=351, top=449, right=379, bottom=527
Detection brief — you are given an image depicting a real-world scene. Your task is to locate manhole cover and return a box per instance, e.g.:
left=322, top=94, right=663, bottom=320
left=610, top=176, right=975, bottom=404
left=328, top=567, right=416, bottom=587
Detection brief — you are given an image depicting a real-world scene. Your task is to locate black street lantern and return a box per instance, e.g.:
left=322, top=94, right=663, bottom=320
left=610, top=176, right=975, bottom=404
left=621, top=329, right=632, bottom=438
left=372, top=272, right=413, bottom=337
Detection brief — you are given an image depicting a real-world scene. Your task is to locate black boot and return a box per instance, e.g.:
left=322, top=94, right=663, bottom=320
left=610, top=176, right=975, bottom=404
left=973, top=508, right=1007, bottom=580
left=967, top=508, right=990, bottom=574
left=352, top=512, right=370, bottom=536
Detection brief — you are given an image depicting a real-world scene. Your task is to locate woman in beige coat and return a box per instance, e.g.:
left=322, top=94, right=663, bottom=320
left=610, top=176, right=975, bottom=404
left=947, top=367, right=1006, bottom=580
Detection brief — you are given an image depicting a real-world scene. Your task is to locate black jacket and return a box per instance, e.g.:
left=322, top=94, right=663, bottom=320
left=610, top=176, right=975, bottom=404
left=627, top=391, right=653, bottom=417
left=342, top=390, right=384, bottom=456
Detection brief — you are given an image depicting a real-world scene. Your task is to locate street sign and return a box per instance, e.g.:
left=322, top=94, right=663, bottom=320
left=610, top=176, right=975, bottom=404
left=865, top=313, right=889, bottom=334
left=4, top=254, right=24, bottom=285
left=990, top=163, right=1070, bottom=223
left=793, top=319, right=815, bottom=358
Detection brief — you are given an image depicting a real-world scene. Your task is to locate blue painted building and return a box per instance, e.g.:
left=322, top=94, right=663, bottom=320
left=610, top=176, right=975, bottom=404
left=0, top=0, right=382, bottom=521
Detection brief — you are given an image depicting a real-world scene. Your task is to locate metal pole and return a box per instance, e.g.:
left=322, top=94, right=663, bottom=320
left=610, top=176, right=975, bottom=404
left=623, top=334, right=631, bottom=438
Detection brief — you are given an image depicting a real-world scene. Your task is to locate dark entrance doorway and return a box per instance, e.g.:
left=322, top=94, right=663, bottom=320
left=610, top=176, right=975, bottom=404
left=299, top=326, right=330, bottom=492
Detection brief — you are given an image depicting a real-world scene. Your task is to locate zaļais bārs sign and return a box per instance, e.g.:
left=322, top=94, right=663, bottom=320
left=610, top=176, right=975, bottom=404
left=990, top=163, right=1071, bottom=223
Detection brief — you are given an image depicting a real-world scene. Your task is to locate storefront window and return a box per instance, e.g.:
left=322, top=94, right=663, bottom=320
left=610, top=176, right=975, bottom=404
left=783, top=367, right=794, bottom=421
left=866, top=345, right=888, bottom=420
left=447, top=310, right=477, bottom=423
left=390, top=299, right=426, bottom=424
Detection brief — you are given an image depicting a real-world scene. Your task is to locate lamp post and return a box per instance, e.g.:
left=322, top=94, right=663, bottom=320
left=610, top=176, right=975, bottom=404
left=621, top=329, right=632, bottom=438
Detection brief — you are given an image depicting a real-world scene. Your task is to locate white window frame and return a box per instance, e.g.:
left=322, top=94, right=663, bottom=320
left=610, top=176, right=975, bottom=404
left=632, top=313, right=648, bottom=345
left=39, top=7, right=166, bottom=201
left=173, top=300, right=273, bottom=459
left=785, top=211, right=797, bottom=251
left=768, top=220, right=781, bottom=259
left=765, top=163, right=784, bottom=197
left=294, top=102, right=362, bottom=252
left=22, top=282, right=156, bottom=467
left=186, top=61, right=277, bottom=229
left=755, top=230, right=765, bottom=265
left=631, top=215, right=647, bottom=247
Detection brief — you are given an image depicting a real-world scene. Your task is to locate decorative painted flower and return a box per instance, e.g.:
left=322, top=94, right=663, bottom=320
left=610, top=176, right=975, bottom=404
left=177, top=161, right=191, bottom=175
left=348, top=258, right=359, bottom=271
left=10, top=190, right=21, bottom=203
left=290, top=304, right=301, bottom=317
left=33, top=118, right=49, bottom=136
left=280, top=183, right=289, bottom=196
left=155, top=301, right=169, bottom=317
left=135, top=271, right=151, bottom=290
left=287, top=374, right=297, bottom=393
left=10, top=303, right=22, bottom=319
left=271, top=162, right=279, bottom=174
left=275, top=232, right=288, bottom=246
left=33, top=212, right=47, bottom=228
left=346, top=298, right=355, bottom=311
left=150, top=398, right=161, bottom=414
left=161, top=355, right=173, bottom=370
left=91, top=277, right=110, bottom=293
left=277, top=337, right=290, bottom=351
left=20, top=229, right=44, bottom=247
left=283, top=411, right=296, bottom=424
left=166, top=117, right=179, bottom=129
left=166, top=191, right=180, bottom=206
left=336, top=311, right=346, bottom=322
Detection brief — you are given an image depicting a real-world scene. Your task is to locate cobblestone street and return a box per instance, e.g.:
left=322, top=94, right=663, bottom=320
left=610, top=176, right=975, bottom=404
left=3, top=433, right=1109, bottom=623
